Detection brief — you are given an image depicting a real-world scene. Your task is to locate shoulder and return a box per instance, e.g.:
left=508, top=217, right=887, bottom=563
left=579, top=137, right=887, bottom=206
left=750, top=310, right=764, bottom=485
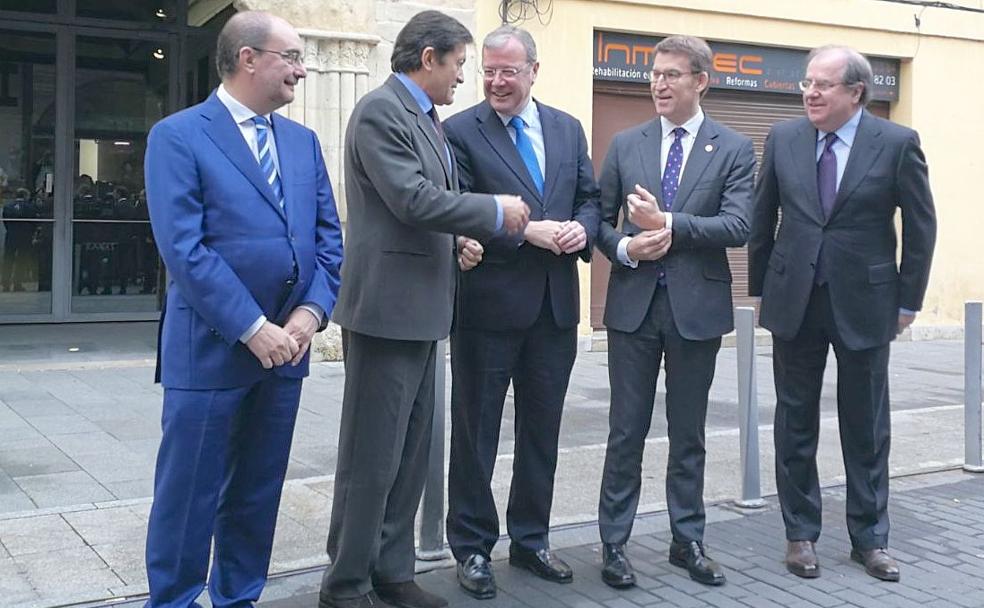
left=612, top=119, right=653, bottom=147
left=536, top=102, right=582, bottom=128
left=768, top=116, right=809, bottom=140
left=444, top=102, right=484, bottom=131
left=702, top=116, right=752, bottom=148
left=863, top=111, right=918, bottom=144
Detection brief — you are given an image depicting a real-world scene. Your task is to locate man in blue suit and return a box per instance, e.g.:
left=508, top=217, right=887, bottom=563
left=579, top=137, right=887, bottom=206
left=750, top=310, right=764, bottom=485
left=443, top=26, right=600, bottom=598
left=143, top=11, right=343, bottom=608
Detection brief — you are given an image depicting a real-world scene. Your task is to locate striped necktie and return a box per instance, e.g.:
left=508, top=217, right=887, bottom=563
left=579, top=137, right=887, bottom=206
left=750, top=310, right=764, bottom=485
left=252, top=115, right=284, bottom=210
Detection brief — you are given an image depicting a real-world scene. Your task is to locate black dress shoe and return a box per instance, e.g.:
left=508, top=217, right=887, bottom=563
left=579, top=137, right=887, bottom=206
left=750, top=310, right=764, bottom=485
left=318, top=590, right=382, bottom=608
left=601, top=543, right=636, bottom=588
left=508, top=543, right=573, bottom=583
left=786, top=540, right=820, bottom=578
left=375, top=581, right=448, bottom=608
left=457, top=554, right=496, bottom=599
left=850, top=547, right=900, bottom=582
left=668, top=540, right=726, bottom=586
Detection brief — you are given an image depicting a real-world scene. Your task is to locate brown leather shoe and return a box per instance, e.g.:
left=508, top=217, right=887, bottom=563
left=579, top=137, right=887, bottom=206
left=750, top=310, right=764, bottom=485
left=850, top=547, right=900, bottom=582
left=785, top=540, right=820, bottom=578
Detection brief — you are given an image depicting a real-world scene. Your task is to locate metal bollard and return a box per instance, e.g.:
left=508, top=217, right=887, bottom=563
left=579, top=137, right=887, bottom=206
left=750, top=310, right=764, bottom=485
left=964, top=302, right=984, bottom=473
left=734, top=307, right=767, bottom=508
left=417, top=339, right=452, bottom=560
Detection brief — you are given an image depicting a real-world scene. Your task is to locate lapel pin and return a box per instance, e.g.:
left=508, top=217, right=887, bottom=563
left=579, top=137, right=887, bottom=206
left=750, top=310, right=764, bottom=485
left=705, top=144, right=714, bottom=152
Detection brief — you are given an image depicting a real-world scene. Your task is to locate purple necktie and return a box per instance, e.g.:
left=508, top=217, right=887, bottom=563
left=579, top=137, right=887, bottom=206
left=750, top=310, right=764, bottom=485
left=817, top=132, right=838, bottom=218
left=661, top=127, right=686, bottom=211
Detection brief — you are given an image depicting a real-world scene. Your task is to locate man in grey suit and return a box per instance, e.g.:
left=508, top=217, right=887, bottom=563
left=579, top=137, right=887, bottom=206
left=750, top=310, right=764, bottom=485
left=320, top=11, right=530, bottom=608
left=595, top=35, right=755, bottom=589
left=748, top=45, right=936, bottom=583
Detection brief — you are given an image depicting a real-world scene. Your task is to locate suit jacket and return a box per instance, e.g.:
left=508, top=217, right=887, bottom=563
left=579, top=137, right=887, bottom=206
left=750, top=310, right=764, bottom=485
left=146, top=91, right=344, bottom=389
left=444, top=99, right=601, bottom=331
left=596, top=115, right=756, bottom=340
left=748, top=111, right=936, bottom=350
left=331, top=75, right=498, bottom=341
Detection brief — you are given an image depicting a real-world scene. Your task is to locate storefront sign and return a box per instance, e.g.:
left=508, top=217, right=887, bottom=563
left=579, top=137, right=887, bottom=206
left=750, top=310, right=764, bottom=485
left=593, top=30, right=899, bottom=102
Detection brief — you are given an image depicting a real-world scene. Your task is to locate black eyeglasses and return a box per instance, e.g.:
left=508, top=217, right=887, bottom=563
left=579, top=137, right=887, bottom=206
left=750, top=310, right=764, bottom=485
left=250, top=47, right=303, bottom=66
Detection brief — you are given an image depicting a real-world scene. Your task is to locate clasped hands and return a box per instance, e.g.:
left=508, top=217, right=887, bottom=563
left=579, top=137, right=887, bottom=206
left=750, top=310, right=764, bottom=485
left=626, top=184, right=673, bottom=262
left=245, top=307, right=320, bottom=369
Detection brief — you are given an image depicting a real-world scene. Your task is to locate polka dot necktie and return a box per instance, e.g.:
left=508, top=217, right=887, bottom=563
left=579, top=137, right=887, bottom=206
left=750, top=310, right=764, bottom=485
left=661, top=127, right=687, bottom=211
left=252, top=115, right=284, bottom=210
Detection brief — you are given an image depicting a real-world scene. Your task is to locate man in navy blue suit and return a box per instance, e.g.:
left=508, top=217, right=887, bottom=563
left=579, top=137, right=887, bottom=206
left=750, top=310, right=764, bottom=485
left=143, top=11, right=343, bottom=607
left=443, top=26, right=600, bottom=599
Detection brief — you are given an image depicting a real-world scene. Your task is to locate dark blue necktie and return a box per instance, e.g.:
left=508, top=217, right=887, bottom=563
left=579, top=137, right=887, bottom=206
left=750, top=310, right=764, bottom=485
left=252, top=116, right=284, bottom=210
left=509, top=115, right=544, bottom=195
left=817, top=132, right=838, bottom=218
left=661, top=127, right=686, bottom=211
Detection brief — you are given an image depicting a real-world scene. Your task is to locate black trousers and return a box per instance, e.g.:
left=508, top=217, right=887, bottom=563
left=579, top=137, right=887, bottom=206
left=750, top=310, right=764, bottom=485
left=446, top=297, right=577, bottom=560
left=321, top=330, right=437, bottom=599
left=599, top=288, right=721, bottom=545
left=773, top=284, right=891, bottom=550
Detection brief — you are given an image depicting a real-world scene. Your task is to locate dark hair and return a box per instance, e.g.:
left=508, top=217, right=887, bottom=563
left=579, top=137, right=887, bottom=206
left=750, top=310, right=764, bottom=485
left=807, top=45, right=873, bottom=106
left=653, top=35, right=713, bottom=98
left=391, top=10, right=473, bottom=73
left=215, top=11, right=273, bottom=79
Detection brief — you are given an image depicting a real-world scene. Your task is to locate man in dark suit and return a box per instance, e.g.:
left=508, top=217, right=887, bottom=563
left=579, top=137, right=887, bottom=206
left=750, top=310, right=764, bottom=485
left=595, top=35, right=756, bottom=589
left=143, top=11, right=343, bottom=608
left=442, top=26, right=601, bottom=599
left=320, top=11, right=530, bottom=608
left=748, top=45, right=936, bottom=583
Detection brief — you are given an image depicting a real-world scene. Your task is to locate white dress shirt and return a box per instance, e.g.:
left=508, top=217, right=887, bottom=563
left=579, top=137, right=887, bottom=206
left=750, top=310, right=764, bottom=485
left=617, top=108, right=705, bottom=267
left=498, top=98, right=546, bottom=179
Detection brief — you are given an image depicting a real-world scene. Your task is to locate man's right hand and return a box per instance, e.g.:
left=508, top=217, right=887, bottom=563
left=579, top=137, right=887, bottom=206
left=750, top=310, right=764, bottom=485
left=499, top=195, right=530, bottom=234
left=626, top=228, right=672, bottom=262
left=523, top=220, right=565, bottom=255
left=246, top=321, right=300, bottom=369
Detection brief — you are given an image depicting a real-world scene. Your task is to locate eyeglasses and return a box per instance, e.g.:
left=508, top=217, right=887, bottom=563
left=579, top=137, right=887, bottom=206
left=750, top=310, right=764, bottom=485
left=481, top=64, right=531, bottom=80
left=251, top=47, right=303, bottom=66
left=798, top=79, right=848, bottom=92
left=650, top=69, right=700, bottom=84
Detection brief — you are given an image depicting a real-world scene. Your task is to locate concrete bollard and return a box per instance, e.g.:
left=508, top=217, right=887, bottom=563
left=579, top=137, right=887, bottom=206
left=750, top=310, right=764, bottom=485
left=417, top=339, right=452, bottom=560
left=964, top=302, right=984, bottom=473
left=734, top=307, right=766, bottom=508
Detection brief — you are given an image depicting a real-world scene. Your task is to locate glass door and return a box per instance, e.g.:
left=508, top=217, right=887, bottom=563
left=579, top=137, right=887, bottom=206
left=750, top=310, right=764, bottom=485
left=70, top=35, right=169, bottom=314
left=0, top=29, right=57, bottom=316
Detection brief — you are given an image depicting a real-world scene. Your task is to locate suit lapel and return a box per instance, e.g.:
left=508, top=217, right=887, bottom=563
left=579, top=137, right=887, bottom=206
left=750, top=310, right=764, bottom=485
left=201, top=94, right=284, bottom=217
left=387, top=76, right=452, bottom=188
left=829, top=111, right=884, bottom=221
left=477, top=102, right=542, bottom=204
left=672, top=118, right=718, bottom=213
left=788, top=120, right=826, bottom=225
left=540, top=103, right=562, bottom=206
left=636, top=120, right=663, bottom=207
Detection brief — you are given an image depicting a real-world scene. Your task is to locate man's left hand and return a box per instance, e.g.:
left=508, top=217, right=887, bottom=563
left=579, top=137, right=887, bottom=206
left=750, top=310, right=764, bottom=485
left=554, top=220, right=588, bottom=254
left=284, top=307, right=319, bottom=366
left=898, top=311, right=916, bottom=335
left=627, top=184, right=666, bottom=230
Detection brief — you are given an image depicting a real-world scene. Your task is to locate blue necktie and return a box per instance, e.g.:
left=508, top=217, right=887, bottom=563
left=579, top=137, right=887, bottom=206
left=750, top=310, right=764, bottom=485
left=661, top=127, right=686, bottom=211
left=252, top=115, right=284, bottom=210
left=817, top=132, right=838, bottom=218
left=509, top=115, right=544, bottom=195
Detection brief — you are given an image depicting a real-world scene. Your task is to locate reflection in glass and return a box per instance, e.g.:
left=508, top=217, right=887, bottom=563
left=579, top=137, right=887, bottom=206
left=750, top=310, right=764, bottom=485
left=77, top=0, right=177, bottom=24
left=71, top=36, right=168, bottom=314
left=0, top=1, right=57, bottom=13
left=0, top=30, right=55, bottom=315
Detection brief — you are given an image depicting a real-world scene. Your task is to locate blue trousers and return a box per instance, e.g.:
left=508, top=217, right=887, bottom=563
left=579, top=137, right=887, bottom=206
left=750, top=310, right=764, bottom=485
left=145, top=376, right=302, bottom=608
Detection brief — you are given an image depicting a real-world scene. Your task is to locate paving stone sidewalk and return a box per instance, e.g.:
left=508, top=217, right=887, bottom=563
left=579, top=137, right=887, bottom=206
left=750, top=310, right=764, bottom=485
left=251, top=470, right=984, bottom=608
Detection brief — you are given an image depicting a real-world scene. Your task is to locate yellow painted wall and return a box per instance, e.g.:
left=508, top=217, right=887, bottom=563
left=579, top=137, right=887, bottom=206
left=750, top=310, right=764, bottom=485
left=474, top=0, right=984, bottom=332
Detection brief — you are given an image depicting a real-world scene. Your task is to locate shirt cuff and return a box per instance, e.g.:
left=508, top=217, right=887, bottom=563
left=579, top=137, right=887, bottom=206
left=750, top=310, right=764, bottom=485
left=239, top=315, right=267, bottom=343
left=617, top=236, right=639, bottom=268
left=899, top=308, right=918, bottom=316
left=493, top=195, right=504, bottom=232
left=298, top=303, right=324, bottom=325
left=665, top=212, right=673, bottom=230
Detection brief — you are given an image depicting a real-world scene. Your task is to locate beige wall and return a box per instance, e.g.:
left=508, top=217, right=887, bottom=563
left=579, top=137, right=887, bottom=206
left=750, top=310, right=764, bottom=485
left=474, top=0, right=984, bottom=332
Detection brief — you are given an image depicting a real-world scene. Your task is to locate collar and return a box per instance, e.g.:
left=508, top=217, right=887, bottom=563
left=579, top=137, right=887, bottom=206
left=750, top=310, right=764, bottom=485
left=818, top=107, right=863, bottom=147
left=660, top=107, right=704, bottom=139
left=216, top=84, right=272, bottom=125
left=497, top=98, right=540, bottom=130
left=394, top=72, right=434, bottom=116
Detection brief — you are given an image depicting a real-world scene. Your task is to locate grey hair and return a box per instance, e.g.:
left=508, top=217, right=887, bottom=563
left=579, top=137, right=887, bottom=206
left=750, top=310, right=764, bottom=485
left=215, top=11, right=274, bottom=79
left=483, top=25, right=537, bottom=64
left=807, top=45, right=873, bottom=106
